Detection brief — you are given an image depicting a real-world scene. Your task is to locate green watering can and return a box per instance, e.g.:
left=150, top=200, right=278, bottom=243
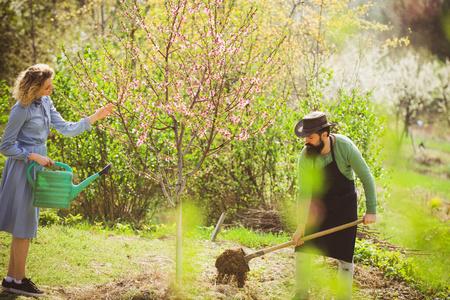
left=27, top=161, right=112, bottom=208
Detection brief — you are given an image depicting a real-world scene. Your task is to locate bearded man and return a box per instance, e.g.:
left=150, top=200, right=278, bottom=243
left=292, top=111, right=377, bottom=300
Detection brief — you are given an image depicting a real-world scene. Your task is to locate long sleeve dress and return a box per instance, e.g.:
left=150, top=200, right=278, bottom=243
left=0, top=96, right=91, bottom=238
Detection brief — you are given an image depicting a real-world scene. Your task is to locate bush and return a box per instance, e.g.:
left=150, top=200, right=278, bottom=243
left=39, top=209, right=62, bottom=226
left=0, top=80, right=13, bottom=174
left=354, top=239, right=449, bottom=298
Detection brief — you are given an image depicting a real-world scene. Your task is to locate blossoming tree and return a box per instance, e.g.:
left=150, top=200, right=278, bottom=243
left=67, top=0, right=283, bottom=282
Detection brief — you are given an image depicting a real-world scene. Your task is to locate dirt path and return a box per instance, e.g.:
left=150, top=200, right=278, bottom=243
left=4, top=238, right=423, bottom=300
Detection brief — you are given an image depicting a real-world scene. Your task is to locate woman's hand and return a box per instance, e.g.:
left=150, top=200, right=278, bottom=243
left=29, top=153, right=54, bottom=167
left=89, top=103, right=115, bottom=124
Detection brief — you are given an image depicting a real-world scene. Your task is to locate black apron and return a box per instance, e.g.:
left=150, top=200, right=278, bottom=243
left=295, top=135, right=357, bottom=263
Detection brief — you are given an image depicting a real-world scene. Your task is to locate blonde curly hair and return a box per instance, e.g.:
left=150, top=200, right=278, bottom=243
left=13, top=64, right=54, bottom=107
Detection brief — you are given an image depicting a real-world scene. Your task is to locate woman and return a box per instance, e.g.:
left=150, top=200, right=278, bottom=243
left=0, top=64, right=113, bottom=297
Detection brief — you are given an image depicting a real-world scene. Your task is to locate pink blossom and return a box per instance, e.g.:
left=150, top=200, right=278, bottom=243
left=237, top=129, right=249, bottom=141
left=227, top=46, right=238, bottom=55
left=161, top=103, right=174, bottom=115
left=238, top=98, right=250, bottom=108
left=146, top=32, right=153, bottom=43
left=137, top=133, right=147, bottom=146
left=131, top=79, right=140, bottom=89
left=177, top=102, right=192, bottom=117
left=250, top=77, right=261, bottom=85
left=217, top=127, right=232, bottom=139
left=259, top=124, right=269, bottom=134
left=199, top=110, right=209, bottom=118
left=173, top=93, right=182, bottom=102
left=176, top=80, right=184, bottom=89
left=198, top=127, right=207, bottom=136
left=229, top=115, right=240, bottom=124
left=192, top=64, right=199, bottom=72
left=188, top=6, right=196, bottom=14
left=171, top=6, right=178, bottom=18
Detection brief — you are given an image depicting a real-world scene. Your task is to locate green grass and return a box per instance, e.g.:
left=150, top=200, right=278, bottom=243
left=388, top=167, right=450, bottom=198
left=423, top=136, right=450, bottom=154
left=0, top=225, right=170, bottom=287
left=143, top=224, right=289, bottom=249
left=218, top=226, right=289, bottom=248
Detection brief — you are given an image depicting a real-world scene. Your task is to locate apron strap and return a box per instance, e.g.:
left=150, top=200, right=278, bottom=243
left=330, top=134, right=336, bottom=162
left=312, top=134, right=336, bottom=167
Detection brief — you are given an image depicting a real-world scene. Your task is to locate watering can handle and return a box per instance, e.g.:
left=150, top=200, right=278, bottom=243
left=244, top=219, right=364, bottom=261
left=26, top=161, right=73, bottom=187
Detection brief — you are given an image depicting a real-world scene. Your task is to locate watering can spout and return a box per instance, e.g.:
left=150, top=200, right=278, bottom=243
left=71, top=164, right=112, bottom=199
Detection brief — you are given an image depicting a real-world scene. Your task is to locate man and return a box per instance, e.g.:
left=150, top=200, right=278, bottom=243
left=292, top=111, right=376, bottom=299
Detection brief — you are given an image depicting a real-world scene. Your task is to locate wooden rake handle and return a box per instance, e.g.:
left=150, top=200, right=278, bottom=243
left=244, top=219, right=363, bottom=262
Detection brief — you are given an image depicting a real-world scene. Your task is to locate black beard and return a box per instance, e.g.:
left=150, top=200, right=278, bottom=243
left=305, top=140, right=324, bottom=157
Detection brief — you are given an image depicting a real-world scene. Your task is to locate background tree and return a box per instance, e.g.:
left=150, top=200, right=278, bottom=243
left=0, top=0, right=118, bottom=84
left=385, top=0, right=450, bottom=59
left=384, top=51, right=438, bottom=139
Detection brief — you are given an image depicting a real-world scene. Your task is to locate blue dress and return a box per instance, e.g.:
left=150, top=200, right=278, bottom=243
left=0, top=96, right=91, bottom=238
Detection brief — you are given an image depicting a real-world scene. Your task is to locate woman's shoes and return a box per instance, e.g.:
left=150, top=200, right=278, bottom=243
left=2, top=277, right=44, bottom=297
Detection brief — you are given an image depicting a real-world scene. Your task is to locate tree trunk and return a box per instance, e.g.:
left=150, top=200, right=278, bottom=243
left=403, top=105, right=410, bottom=137
left=176, top=198, right=182, bottom=284
left=444, top=92, right=450, bottom=126
left=403, top=103, right=416, bottom=153
left=52, top=0, right=57, bottom=29
left=100, top=0, right=105, bottom=35
left=29, top=0, right=37, bottom=64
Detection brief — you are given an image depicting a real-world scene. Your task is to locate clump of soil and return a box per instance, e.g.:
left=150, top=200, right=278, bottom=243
left=215, top=248, right=250, bottom=287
